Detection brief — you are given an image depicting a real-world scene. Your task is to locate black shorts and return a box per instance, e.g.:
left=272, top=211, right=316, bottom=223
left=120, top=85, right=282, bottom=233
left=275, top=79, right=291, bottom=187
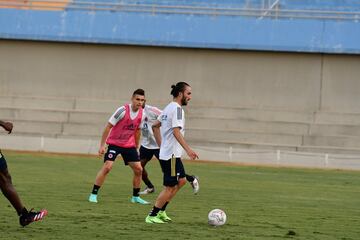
left=159, top=156, right=186, bottom=187
left=0, top=150, right=8, bottom=171
left=104, top=145, right=140, bottom=165
left=139, top=146, right=160, bottom=162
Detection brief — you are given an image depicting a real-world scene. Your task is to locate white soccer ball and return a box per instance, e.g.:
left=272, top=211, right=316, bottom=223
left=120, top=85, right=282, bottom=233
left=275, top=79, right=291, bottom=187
left=208, top=209, right=227, bottom=226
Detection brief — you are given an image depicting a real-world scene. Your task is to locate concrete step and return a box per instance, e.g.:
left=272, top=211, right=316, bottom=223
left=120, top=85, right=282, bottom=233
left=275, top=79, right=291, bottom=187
left=186, top=106, right=315, bottom=123
left=0, top=107, right=69, bottom=123
left=0, top=106, right=111, bottom=124
left=0, top=108, right=13, bottom=119
left=64, top=100, right=318, bottom=124
left=62, top=123, right=104, bottom=137
left=297, top=145, right=360, bottom=155
left=303, top=135, right=360, bottom=149
left=69, top=111, right=109, bottom=124
left=4, top=94, right=360, bottom=127
left=2, top=134, right=360, bottom=170
left=0, top=134, right=99, bottom=154
left=8, top=120, right=63, bottom=135
left=309, top=123, right=360, bottom=137
left=3, top=131, right=360, bottom=158
left=188, top=139, right=297, bottom=151
left=188, top=139, right=360, bottom=156
left=186, top=129, right=303, bottom=146
left=74, top=98, right=125, bottom=112
left=0, top=95, right=74, bottom=110
left=187, top=117, right=309, bottom=135
left=315, top=111, right=360, bottom=125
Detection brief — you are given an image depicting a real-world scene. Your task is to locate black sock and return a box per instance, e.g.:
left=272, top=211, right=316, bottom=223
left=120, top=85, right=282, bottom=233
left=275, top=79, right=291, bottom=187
left=92, top=185, right=100, bottom=195
left=161, top=202, right=169, bottom=211
left=185, top=174, right=194, bottom=182
left=18, top=207, right=28, bottom=216
left=143, top=179, right=154, bottom=189
left=149, top=206, right=161, bottom=216
left=133, top=188, right=140, bottom=197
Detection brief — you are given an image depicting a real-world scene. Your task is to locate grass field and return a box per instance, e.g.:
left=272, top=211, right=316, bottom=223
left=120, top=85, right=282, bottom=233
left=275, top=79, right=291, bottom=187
left=1, top=151, right=360, bottom=240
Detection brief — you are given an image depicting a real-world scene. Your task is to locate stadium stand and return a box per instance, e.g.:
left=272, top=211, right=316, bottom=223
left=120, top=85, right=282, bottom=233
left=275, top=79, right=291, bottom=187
left=2, top=94, right=360, bottom=157
left=1, top=1, right=360, bottom=169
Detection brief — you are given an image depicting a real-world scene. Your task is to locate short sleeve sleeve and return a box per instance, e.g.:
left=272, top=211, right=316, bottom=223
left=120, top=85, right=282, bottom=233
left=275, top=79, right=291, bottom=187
left=150, top=106, right=162, bottom=120
left=157, top=113, right=164, bottom=122
left=139, top=112, right=146, bottom=129
left=108, top=106, right=126, bottom=126
left=171, top=106, right=184, bottom=129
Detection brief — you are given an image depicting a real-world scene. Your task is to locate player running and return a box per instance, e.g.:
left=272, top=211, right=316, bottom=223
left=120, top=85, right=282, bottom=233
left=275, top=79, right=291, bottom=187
left=88, top=89, right=149, bottom=205
left=139, top=102, right=199, bottom=195
left=0, top=120, right=48, bottom=226
left=145, top=82, right=199, bottom=224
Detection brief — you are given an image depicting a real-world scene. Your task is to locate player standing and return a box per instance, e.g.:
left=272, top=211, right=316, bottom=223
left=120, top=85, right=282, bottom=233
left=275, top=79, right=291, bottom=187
left=0, top=120, right=48, bottom=226
left=145, top=82, right=199, bottom=223
left=88, top=89, right=149, bottom=204
left=139, top=102, right=200, bottom=195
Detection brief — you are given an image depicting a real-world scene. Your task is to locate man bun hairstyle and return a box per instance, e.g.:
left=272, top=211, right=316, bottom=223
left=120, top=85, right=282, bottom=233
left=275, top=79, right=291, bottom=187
left=133, top=88, right=145, bottom=96
left=170, top=82, right=190, bottom=97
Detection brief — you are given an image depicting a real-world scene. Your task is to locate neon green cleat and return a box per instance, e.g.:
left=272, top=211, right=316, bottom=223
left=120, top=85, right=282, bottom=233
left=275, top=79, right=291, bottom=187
left=131, top=196, right=150, bottom=205
left=145, top=215, right=166, bottom=224
left=88, top=193, right=98, bottom=203
left=158, top=211, right=172, bottom=222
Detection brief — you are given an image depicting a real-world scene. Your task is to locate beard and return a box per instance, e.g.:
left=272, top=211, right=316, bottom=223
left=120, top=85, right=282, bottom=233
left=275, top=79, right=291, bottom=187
left=181, top=96, right=188, bottom=106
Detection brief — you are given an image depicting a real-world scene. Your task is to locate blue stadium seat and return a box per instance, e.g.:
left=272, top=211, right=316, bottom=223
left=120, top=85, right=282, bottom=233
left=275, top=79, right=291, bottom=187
left=70, top=0, right=360, bottom=11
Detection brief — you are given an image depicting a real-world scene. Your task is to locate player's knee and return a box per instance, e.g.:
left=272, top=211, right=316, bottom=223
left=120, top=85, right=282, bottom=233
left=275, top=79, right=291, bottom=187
left=0, top=174, right=5, bottom=186
left=0, top=175, right=12, bottom=192
left=178, top=178, right=187, bottom=187
left=133, top=165, right=143, bottom=176
left=102, top=163, right=113, bottom=174
left=165, top=186, right=176, bottom=193
left=0, top=171, right=11, bottom=185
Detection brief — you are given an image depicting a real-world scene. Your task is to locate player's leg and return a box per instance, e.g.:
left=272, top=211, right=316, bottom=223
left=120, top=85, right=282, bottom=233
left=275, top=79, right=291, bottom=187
left=94, top=161, right=115, bottom=187
left=128, top=161, right=142, bottom=191
left=146, top=159, right=170, bottom=223
left=0, top=152, right=47, bottom=226
left=89, top=145, right=118, bottom=203
left=167, top=177, right=186, bottom=202
left=129, top=162, right=149, bottom=204
left=181, top=149, right=200, bottom=194
left=146, top=157, right=183, bottom=223
left=139, top=146, right=155, bottom=194
left=147, top=185, right=175, bottom=223
left=162, top=158, right=187, bottom=203
left=89, top=161, right=115, bottom=203
left=157, top=158, right=188, bottom=221
left=124, top=148, right=149, bottom=204
left=0, top=168, right=26, bottom=215
left=139, top=159, right=155, bottom=194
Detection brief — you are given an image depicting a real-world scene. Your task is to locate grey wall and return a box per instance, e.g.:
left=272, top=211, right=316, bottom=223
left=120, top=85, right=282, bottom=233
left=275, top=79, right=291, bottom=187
left=321, top=55, right=360, bottom=113
left=1, top=40, right=359, bottom=113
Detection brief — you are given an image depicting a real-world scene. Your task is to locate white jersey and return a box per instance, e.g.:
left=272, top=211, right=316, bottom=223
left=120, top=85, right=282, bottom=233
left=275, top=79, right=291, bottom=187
left=108, top=104, right=146, bottom=127
left=141, top=105, right=162, bottom=149
left=158, top=101, right=185, bottom=160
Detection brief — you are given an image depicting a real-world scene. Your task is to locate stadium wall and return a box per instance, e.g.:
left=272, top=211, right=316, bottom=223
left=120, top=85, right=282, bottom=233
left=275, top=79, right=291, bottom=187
left=1, top=40, right=360, bottom=113
left=2, top=40, right=360, bottom=169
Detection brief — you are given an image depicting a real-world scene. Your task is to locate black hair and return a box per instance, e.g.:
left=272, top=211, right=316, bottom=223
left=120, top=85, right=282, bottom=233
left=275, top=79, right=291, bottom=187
left=170, top=82, right=190, bottom=97
left=133, top=88, right=145, bottom=96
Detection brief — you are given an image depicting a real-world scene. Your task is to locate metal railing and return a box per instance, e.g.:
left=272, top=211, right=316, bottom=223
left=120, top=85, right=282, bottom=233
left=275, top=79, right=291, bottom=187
left=0, top=0, right=360, bottom=21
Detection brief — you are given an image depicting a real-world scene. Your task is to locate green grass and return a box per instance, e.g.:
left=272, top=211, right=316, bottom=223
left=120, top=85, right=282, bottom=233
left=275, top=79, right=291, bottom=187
left=1, top=151, right=360, bottom=240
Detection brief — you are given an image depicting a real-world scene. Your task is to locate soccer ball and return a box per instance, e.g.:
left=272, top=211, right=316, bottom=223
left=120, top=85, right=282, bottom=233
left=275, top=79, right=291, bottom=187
left=208, top=209, right=226, bottom=226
